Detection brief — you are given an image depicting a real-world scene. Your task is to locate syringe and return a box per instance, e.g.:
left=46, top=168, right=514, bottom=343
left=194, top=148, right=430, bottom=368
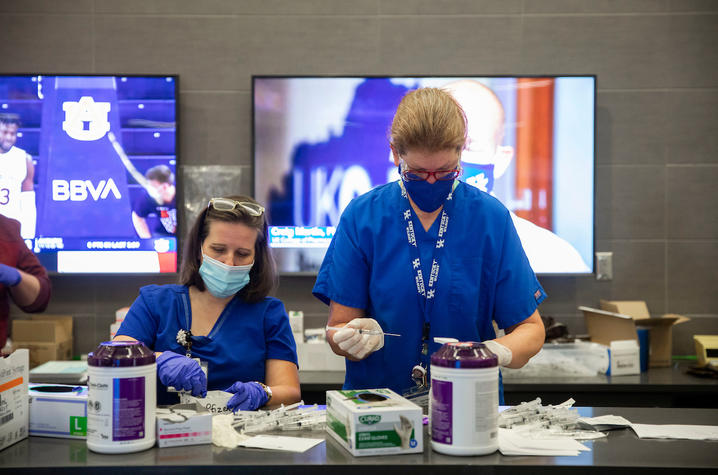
left=325, top=325, right=401, bottom=337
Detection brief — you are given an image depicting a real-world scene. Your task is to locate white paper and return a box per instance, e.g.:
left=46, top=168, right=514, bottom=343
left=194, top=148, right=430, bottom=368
left=578, top=415, right=632, bottom=431
left=498, top=428, right=589, bottom=456
left=630, top=424, right=718, bottom=440
left=238, top=434, right=324, bottom=453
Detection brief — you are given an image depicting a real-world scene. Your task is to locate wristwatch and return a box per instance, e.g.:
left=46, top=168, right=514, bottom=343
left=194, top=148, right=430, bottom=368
left=257, top=382, right=273, bottom=403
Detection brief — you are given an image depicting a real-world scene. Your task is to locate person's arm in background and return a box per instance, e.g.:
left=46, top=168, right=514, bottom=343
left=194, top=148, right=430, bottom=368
left=3, top=224, right=50, bottom=311
left=490, top=309, right=544, bottom=368
left=19, top=153, right=36, bottom=240
left=131, top=211, right=152, bottom=239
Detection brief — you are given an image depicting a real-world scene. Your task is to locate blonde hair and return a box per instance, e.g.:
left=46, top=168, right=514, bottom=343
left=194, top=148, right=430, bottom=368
left=389, top=87, right=467, bottom=155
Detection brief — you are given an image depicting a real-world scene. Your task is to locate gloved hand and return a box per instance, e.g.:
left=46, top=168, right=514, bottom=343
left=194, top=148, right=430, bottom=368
left=224, top=381, right=268, bottom=412
left=393, top=415, right=414, bottom=449
left=331, top=318, right=384, bottom=360
left=0, top=264, right=21, bottom=287
left=156, top=351, right=207, bottom=397
left=483, top=339, right=513, bottom=367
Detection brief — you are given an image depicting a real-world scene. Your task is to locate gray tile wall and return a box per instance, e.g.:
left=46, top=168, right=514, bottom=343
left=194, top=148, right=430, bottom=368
left=3, top=0, right=717, bottom=357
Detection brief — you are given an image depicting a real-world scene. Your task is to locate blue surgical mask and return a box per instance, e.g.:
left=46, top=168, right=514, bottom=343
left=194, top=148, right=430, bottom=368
left=198, top=254, right=253, bottom=298
left=462, top=163, right=495, bottom=193
left=401, top=172, right=454, bottom=212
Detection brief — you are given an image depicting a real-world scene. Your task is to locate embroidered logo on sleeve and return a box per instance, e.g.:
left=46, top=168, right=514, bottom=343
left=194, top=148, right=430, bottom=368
left=534, top=290, right=542, bottom=301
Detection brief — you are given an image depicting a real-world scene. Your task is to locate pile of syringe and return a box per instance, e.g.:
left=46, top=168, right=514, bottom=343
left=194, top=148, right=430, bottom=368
left=498, top=398, right=605, bottom=440
left=232, top=401, right=325, bottom=434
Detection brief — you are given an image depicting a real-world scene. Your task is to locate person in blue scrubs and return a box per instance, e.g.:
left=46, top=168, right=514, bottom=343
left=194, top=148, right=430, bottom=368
left=313, top=88, right=546, bottom=398
left=116, top=195, right=300, bottom=411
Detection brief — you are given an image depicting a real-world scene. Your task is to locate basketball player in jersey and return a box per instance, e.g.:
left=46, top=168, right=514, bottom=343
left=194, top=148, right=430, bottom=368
left=131, top=164, right=176, bottom=238
left=0, top=114, right=36, bottom=240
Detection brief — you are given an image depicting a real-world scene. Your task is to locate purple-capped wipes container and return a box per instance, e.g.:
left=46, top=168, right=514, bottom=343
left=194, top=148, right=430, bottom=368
left=430, top=342, right=499, bottom=456
left=86, top=341, right=156, bottom=454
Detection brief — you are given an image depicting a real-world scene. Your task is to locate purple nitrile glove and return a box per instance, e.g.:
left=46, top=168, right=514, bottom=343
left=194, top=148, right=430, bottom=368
left=224, top=381, right=268, bottom=412
left=0, top=263, right=21, bottom=287
left=156, top=351, right=207, bottom=397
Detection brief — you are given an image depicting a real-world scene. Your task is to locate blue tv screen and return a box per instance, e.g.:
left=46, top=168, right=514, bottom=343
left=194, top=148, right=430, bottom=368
left=253, top=76, right=595, bottom=275
left=0, top=75, right=178, bottom=273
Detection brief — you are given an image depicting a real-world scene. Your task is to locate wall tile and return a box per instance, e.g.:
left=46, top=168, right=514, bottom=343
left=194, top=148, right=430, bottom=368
left=379, top=16, right=522, bottom=74
left=597, top=91, right=666, bottom=165
left=95, top=0, right=379, bottom=15
left=72, top=315, right=98, bottom=356
left=179, top=92, right=248, bottom=167
left=536, top=276, right=578, bottom=316
left=662, top=14, right=718, bottom=88
left=0, top=15, right=93, bottom=73
left=606, top=166, right=665, bottom=239
left=0, top=0, right=93, bottom=13
left=379, top=0, right=522, bottom=15
left=666, top=165, right=718, bottom=239
left=608, top=240, right=666, bottom=312
left=668, top=0, right=718, bottom=11
left=667, top=241, right=718, bottom=314
left=521, top=15, right=671, bottom=89
left=672, top=315, right=718, bottom=355
left=523, top=0, right=668, bottom=13
left=94, top=16, right=241, bottom=91
left=665, top=90, right=718, bottom=164
left=236, top=17, right=380, bottom=79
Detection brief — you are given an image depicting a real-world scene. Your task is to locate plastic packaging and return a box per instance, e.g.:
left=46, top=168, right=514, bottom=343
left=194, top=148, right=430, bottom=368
left=86, top=341, right=156, bottom=454
left=430, top=342, right=498, bottom=456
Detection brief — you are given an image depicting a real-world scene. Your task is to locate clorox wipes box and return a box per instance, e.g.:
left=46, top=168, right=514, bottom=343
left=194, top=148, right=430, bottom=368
left=325, top=388, right=423, bottom=456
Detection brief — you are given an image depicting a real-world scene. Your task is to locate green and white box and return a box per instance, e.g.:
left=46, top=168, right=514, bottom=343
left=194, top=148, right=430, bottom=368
left=28, top=383, right=88, bottom=439
left=326, top=388, right=423, bottom=456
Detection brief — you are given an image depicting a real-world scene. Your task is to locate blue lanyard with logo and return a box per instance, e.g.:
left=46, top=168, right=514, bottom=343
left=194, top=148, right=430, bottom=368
left=398, top=179, right=458, bottom=388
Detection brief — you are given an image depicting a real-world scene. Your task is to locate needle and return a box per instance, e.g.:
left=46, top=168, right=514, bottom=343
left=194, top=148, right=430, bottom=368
left=325, top=326, right=401, bottom=337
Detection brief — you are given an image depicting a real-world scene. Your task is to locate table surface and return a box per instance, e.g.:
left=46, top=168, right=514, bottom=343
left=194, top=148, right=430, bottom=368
left=300, top=361, right=718, bottom=388
left=1, top=407, right=717, bottom=474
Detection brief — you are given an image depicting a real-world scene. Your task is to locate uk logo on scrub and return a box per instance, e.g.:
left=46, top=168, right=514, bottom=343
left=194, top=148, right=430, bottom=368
left=62, top=96, right=111, bottom=141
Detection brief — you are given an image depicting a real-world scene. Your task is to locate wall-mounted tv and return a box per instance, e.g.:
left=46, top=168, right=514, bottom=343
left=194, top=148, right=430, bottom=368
left=253, top=76, right=595, bottom=275
left=0, top=75, right=178, bottom=273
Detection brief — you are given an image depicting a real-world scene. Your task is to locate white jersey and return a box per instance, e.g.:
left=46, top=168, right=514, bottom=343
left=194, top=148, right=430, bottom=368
left=0, top=146, right=29, bottom=222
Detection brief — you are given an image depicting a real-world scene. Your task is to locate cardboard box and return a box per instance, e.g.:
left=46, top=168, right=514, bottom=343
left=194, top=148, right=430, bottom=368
left=11, top=315, right=73, bottom=368
left=28, top=383, right=88, bottom=439
left=0, top=349, right=29, bottom=452
left=580, top=301, right=689, bottom=368
left=156, top=403, right=212, bottom=448
left=326, top=388, right=423, bottom=457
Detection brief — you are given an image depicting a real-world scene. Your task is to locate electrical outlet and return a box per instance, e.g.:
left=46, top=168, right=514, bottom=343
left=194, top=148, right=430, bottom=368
left=596, top=252, right=613, bottom=281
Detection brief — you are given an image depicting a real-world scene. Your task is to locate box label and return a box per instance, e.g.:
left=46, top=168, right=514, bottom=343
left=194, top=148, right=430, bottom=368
left=70, top=416, right=87, bottom=436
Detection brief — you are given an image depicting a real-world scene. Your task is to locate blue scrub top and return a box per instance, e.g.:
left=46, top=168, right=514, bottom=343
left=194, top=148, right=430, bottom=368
left=118, top=285, right=298, bottom=396
left=313, top=181, right=546, bottom=395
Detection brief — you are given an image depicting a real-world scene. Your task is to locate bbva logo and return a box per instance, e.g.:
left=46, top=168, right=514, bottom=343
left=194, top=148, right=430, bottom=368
left=52, top=178, right=122, bottom=201
left=358, top=415, right=381, bottom=425
left=62, top=96, right=111, bottom=142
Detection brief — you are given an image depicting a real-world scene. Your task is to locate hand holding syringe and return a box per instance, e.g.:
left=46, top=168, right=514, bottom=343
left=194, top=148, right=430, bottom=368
left=325, top=325, right=401, bottom=337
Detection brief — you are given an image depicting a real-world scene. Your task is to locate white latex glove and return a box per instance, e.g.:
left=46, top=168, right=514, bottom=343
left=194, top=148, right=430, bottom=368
left=393, top=415, right=414, bottom=449
left=331, top=318, right=384, bottom=360
left=483, top=340, right=513, bottom=367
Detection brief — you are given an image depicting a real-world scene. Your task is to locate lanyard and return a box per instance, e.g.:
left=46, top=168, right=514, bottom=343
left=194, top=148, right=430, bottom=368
left=398, top=179, right=457, bottom=369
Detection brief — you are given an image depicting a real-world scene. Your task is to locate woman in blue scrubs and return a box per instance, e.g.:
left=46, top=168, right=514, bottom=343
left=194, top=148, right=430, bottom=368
left=313, top=88, right=546, bottom=399
left=115, top=195, right=300, bottom=410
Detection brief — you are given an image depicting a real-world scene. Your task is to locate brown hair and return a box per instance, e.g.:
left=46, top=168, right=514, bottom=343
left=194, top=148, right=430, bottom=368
left=389, top=87, right=467, bottom=156
left=179, top=195, right=276, bottom=303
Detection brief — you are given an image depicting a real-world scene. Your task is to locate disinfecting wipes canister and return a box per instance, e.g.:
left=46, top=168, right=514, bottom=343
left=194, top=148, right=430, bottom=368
left=86, top=341, right=156, bottom=454
left=430, top=341, right=498, bottom=456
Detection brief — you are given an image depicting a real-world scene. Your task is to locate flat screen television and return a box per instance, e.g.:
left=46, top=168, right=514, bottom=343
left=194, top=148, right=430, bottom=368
left=0, top=75, right=178, bottom=273
left=253, top=76, right=595, bottom=275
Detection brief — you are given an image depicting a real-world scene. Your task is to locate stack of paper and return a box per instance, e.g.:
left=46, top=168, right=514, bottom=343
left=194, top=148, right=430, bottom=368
left=29, top=360, right=88, bottom=384
left=498, top=428, right=590, bottom=456
left=630, top=424, right=718, bottom=440
left=238, top=434, right=324, bottom=453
